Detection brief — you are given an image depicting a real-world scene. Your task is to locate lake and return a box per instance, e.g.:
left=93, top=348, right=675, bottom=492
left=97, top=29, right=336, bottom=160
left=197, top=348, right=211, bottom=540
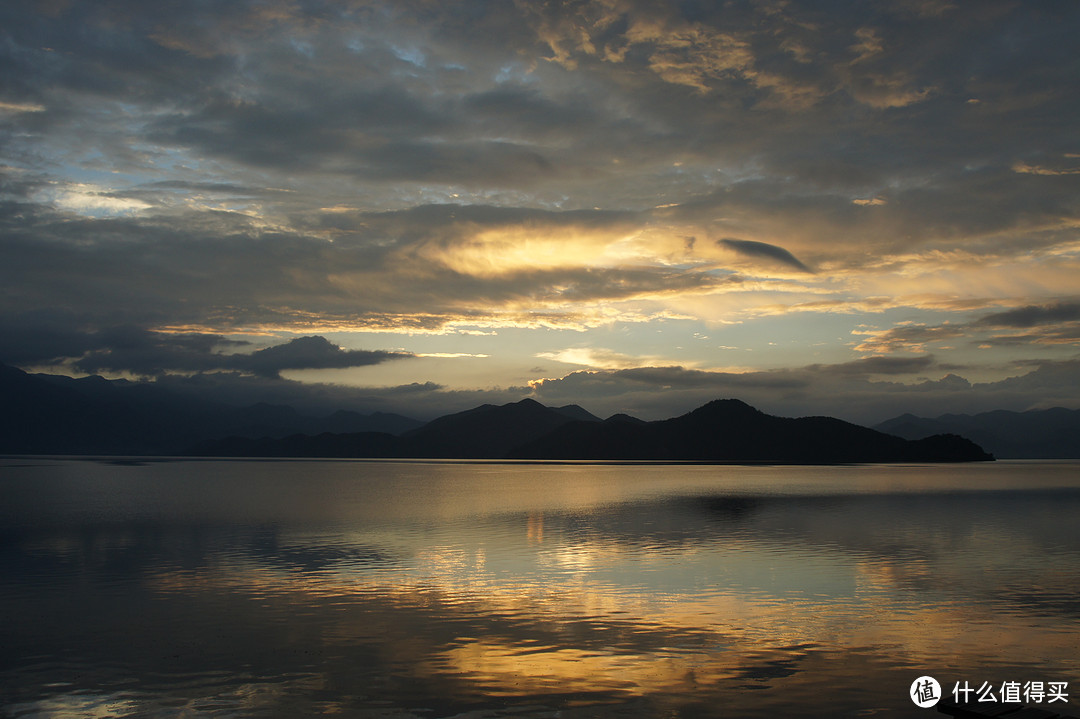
left=1, top=458, right=1078, bottom=718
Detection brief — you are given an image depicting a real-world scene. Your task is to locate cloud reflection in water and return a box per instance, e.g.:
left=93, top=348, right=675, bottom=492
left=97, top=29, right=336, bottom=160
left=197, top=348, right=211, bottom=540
left=1, top=459, right=1079, bottom=718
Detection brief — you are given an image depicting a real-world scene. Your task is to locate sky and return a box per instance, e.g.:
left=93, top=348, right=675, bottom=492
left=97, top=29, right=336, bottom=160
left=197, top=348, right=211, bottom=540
left=1, top=0, right=1078, bottom=424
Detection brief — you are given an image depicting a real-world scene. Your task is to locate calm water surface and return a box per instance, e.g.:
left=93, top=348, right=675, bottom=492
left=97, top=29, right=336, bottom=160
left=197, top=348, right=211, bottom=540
left=1, top=459, right=1078, bottom=718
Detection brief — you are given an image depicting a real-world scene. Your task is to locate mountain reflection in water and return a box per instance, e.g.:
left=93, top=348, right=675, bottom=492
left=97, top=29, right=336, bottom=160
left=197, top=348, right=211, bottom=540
left=1, top=459, right=1078, bottom=718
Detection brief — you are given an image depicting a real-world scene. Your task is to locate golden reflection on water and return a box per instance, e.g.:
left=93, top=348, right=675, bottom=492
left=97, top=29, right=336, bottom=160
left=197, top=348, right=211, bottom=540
left=5, top=459, right=1080, bottom=718
left=141, top=514, right=1080, bottom=708
left=527, top=511, right=544, bottom=545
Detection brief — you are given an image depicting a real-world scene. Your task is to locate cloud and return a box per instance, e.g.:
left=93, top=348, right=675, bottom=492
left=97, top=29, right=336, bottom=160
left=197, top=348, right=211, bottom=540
left=975, top=301, right=1080, bottom=328
left=233, top=336, right=413, bottom=378
left=1012, top=157, right=1080, bottom=177
left=0, top=318, right=104, bottom=366
left=0, top=197, right=745, bottom=336
left=719, top=238, right=813, bottom=273
left=851, top=324, right=966, bottom=354
left=535, top=347, right=681, bottom=371
left=981, top=328, right=1080, bottom=348
left=841, top=302, right=1080, bottom=356
left=8, top=327, right=415, bottom=379
left=815, top=355, right=938, bottom=376
left=0, top=101, right=46, bottom=113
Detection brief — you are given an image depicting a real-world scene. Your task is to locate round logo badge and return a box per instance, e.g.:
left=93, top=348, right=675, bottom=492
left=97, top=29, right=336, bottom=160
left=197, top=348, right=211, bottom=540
left=911, top=676, right=942, bottom=708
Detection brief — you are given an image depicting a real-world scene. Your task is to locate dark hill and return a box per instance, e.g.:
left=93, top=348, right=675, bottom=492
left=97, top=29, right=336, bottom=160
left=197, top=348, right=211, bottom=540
left=875, top=407, right=1080, bottom=458
left=0, top=362, right=421, bottom=455
left=398, top=398, right=599, bottom=458
left=605, top=413, right=647, bottom=425
left=553, top=404, right=601, bottom=422
left=510, top=399, right=993, bottom=462
left=0, top=363, right=227, bottom=454
left=320, top=409, right=422, bottom=436
left=0, top=363, right=113, bottom=454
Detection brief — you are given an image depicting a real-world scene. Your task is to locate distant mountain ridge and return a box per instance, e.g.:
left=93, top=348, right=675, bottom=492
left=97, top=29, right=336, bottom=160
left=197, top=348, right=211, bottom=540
left=0, top=363, right=422, bottom=455
left=191, top=399, right=601, bottom=459
left=195, top=397, right=993, bottom=463
left=876, top=407, right=1080, bottom=458
left=0, top=362, right=1000, bottom=461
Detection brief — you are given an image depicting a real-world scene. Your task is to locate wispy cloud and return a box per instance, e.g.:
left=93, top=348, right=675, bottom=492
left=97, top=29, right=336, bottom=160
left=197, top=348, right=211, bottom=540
left=536, top=347, right=683, bottom=371
left=851, top=323, right=967, bottom=354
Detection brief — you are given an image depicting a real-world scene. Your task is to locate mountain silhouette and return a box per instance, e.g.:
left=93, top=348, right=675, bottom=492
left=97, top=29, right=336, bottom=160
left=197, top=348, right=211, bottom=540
left=0, top=362, right=996, bottom=461
left=509, top=399, right=993, bottom=462
left=876, top=407, right=1080, bottom=458
left=397, top=398, right=601, bottom=458
left=195, top=399, right=606, bottom=459
left=196, top=398, right=991, bottom=462
left=0, top=362, right=421, bottom=455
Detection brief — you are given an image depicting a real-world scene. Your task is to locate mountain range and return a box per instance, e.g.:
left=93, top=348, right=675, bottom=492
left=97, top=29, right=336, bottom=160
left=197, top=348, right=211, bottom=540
left=506, top=399, right=991, bottom=462
left=7, top=361, right=1072, bottom=461
left=875, top=407, right=1080, bottom=459
left=189, top=398, right=993, bottom=462
left=0, top=363, right=420, bottom=455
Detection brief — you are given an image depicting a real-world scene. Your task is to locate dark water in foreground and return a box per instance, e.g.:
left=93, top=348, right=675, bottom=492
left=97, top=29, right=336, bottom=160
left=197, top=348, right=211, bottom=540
left=1, top=459, right=1078, bottom=718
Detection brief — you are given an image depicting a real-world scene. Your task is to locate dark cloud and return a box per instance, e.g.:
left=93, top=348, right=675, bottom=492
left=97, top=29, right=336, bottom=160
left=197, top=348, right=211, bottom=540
left=5, top=1, right=1076, bottom=237
left=719, top=238, right=813, bottom=273
left=237, top=336, right=411, bottom=378
left=911, top=373, right=972, bottom=392
left=815, top=355, right=937, bottom=376
left=1, top=326, right=413, bottom=380
left=976, top=301, right=1080, bottom=328
left=0, top=319, right=103, bottom=366
left=0, top=318, right=247, bottom=368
